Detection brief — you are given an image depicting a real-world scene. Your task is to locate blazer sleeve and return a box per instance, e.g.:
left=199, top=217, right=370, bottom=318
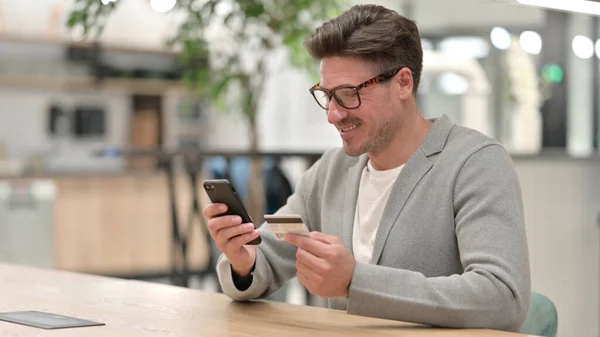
left=346, top=144, right=531, bottom=332
left=215, top=159, right=318, bottom=301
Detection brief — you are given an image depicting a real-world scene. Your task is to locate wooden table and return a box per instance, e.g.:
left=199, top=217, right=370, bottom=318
left=0, top=263, right=533, bottom=336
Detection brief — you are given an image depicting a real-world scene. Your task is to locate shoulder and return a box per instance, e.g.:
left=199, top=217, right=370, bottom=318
left=432, top=121, right=513, bottom=176
left=422, top=115, right=510, bottom=170
left=440, top=125, right=519, bottom=192
left=445, top=124, right=506, bottom=161
left=297, top=146, right=362, bottom=188
left=317, top=147, right=361, bottom=169
left=424, top=119, right=517, bottom=189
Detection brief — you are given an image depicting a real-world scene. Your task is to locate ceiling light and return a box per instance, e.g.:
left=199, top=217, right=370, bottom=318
left=150, top=0, right=176, bottom=13
left=490, top=27, right=511, bottom=50
left=517, top=0, right=600, bottom=16
left=438, top=37, right=490, bottom=59
left=215, top=0, right=235, bottom=16
left=572, top=35, right=594, bottom=59
left=519, top=31, right=542, bottom=55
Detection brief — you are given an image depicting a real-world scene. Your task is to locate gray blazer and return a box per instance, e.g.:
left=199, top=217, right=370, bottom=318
left=216, top=115, right=531, bottom=332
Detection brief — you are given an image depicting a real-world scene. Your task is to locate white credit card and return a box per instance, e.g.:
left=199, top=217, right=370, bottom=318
left=264, top=214, right=309, bottom=240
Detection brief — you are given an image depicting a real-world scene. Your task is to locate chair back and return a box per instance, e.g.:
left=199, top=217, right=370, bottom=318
left=520, top=292, right=558, bottom=337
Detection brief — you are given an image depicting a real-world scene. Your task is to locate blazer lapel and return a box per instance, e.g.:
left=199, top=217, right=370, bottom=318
left=341, top=155, right=368, bottom=252
left=370, top=149, right=433, bottom=264
left=368, top=115, right=453, bottom=264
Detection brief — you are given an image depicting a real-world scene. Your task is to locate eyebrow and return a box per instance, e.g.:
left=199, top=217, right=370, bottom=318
left=318, top=82, right=357, bottom=90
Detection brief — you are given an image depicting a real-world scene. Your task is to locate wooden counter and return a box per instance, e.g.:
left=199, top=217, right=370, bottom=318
left=54, top=172, right=210, bottom=276
left=0, top=263, right=534, bottom=337
left=1, top=172, right=211, bottom=277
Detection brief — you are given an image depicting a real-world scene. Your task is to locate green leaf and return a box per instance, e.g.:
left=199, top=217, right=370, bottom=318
left=67, top=11, right=81, bottom=27
left=245, top=3, right=265, bottom=17
left=212, top=73, right=242, bottom=98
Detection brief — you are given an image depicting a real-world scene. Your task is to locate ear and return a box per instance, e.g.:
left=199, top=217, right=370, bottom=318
left=395, top=68, right=414, bottom=99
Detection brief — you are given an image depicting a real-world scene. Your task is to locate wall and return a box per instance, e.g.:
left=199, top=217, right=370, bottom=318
left=567, top=14, right=596, bottom=156
left=514, top=158, right=600, bottom=337
left=256, top=49, right=342, bottom=152
left=413, top=0, right=546, bottom=33
left=0, top=87, right=130, bottom=172
left=0, top=0, right=182, bottom=51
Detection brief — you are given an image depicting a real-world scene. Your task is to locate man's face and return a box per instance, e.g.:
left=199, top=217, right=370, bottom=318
left=318, top=56, right=405, bottom=157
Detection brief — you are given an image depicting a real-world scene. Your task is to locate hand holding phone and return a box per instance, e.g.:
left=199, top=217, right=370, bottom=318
left=202, top=179, right=260, bottom=277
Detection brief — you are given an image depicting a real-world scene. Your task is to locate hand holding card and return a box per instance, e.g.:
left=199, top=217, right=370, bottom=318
left=264, top=214, right=309, bottom=240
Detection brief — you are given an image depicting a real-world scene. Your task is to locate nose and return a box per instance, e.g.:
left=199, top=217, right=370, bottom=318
left=326, top=99, right=349, bottom=125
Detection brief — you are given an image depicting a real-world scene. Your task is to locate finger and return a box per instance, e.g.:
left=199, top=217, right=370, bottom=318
left=296, top=259, right=322, bottom=280
left=296, top=270, right=316, bottom=293
left=203, top=203, right=228, bottom=218
left=217, top=223, right=255, bottom=242
left=286, top=234, right=329, bottom=257
left=228, top=230, right=260, bottom=247
left=296, top=248, right=329, bottom=274
left=207, top=215, right=243, bottom=233
left=309, top=231, right=338, bottom=244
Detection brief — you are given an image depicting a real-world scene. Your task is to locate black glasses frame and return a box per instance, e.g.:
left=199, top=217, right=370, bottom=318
left=308, top=66, right=409, bottom=110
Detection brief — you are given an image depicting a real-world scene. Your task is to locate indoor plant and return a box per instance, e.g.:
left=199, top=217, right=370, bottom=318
left=67, top=0, right=343, bottom=222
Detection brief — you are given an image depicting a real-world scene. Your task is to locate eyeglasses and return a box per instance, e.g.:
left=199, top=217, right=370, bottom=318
left=309, top=66, right=409, bottom=111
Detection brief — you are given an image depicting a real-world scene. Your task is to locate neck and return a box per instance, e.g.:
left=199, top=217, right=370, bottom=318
left=368, top=109, right=432, bottom=171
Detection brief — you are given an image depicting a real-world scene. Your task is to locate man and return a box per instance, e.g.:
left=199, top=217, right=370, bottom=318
left=204, top=4, right=531, bottom=333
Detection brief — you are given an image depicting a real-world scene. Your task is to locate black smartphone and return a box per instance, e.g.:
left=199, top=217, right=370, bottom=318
left=202, top=179, right=261, bottom=245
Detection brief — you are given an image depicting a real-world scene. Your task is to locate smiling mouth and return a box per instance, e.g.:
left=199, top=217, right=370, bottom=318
left=340, top=122, right=362, bottom=133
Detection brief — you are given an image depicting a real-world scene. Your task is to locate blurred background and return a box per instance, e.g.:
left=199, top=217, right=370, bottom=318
left=0, top=0, right=598, bottom=336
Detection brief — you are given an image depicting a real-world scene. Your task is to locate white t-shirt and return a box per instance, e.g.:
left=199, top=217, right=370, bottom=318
left=352, top=159, right=404, bottom=264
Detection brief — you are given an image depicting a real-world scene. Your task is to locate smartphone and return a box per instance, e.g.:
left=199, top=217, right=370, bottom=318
left=202, top=179, right=261, bottom=245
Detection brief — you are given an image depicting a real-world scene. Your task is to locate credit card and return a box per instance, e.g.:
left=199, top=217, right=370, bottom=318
left=264, top=214, right=309, bottom=240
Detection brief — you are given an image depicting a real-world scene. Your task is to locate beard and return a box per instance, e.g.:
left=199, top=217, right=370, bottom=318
left=342, top=114, right=400, bottom=157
